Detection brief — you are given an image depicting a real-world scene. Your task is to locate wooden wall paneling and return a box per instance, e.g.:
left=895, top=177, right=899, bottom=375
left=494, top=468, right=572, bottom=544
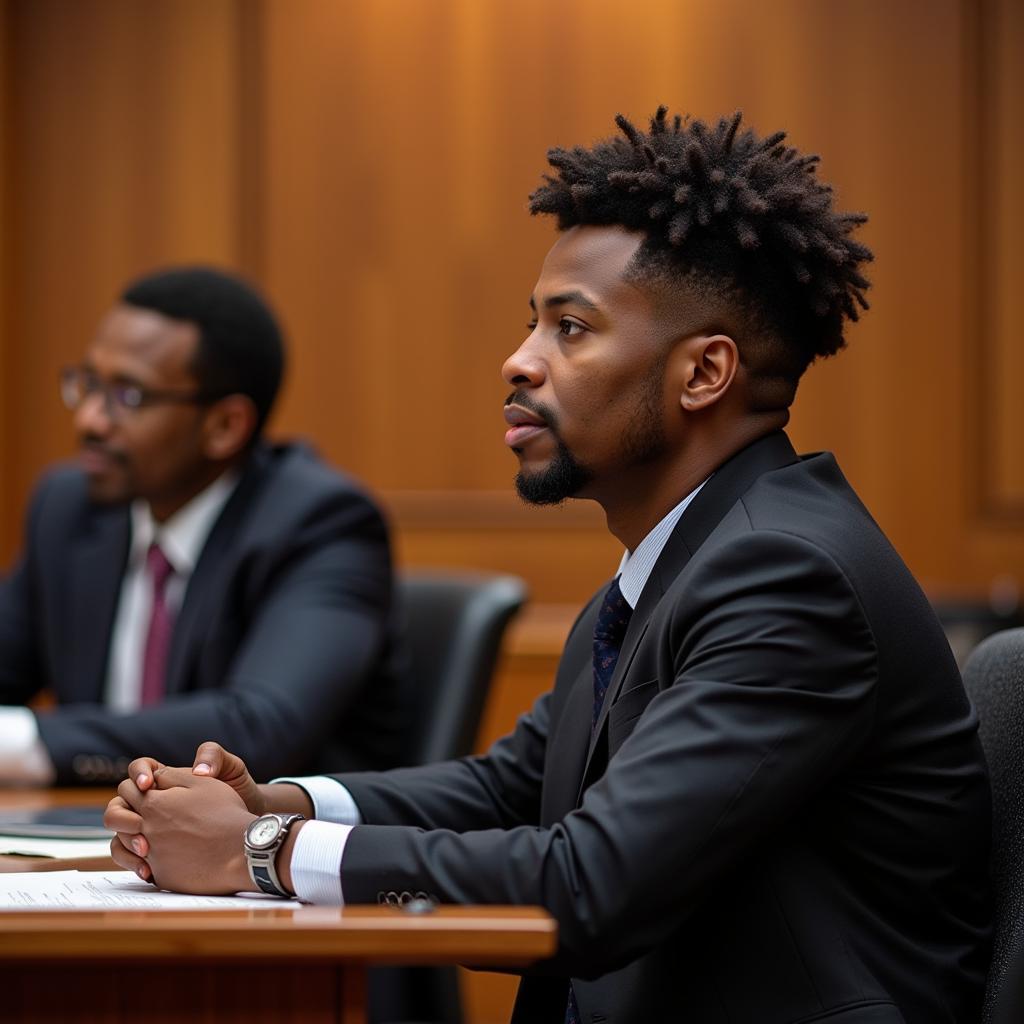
left=783, top=0, right=971, bottom=593
left=0, top=1, right=9, bottom=531
left=3, top=2, right=1022, bottom=1022
left=385, top=490, right=618, bottom=604
left=1, top=0, right=247, bottom=564
left=257, top=0, right=543, bottom=493
left=3, top=0, right=1018, bottom=605
left=954, top=0, right=1024, bottom=606
left=978, top=0, right=1024, bottom=517
left=251, top=0, right=1021, bottom=608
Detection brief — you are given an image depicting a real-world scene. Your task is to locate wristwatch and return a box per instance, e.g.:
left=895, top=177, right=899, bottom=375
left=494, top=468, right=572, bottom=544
left=243, top=813, right=305, bottom=898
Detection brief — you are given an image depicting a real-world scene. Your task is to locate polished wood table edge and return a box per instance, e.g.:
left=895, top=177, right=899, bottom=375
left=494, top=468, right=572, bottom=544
left=0, top=854, right=116, bottom=872
left=0, top=904, right=558, bottom=963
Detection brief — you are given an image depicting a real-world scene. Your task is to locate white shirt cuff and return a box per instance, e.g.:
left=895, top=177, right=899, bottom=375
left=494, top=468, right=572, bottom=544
left=272, top=775, right=362, bottom=825
left=289, top=819, right=353, bottom=905
left=0, top=707, right=56, bottom=785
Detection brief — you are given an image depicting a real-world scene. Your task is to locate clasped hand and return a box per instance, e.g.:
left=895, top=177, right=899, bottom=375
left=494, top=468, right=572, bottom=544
left=103, top=742, right=265, bottom=895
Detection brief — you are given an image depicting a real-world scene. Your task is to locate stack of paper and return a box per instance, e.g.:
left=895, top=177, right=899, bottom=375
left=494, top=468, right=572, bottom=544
left=0, top=836, right=114, bottom=859
left=0, top=870, right=302, bottom=910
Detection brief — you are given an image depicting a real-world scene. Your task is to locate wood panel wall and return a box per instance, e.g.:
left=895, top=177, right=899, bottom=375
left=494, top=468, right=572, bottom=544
left=0, top=2, right=1021, bottom=1020
left=2, top=0, right=1020, bottom=598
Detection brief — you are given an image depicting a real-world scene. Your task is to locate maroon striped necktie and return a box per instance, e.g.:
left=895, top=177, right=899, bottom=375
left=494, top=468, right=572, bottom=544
left=140, top=543, right=175, bottom=707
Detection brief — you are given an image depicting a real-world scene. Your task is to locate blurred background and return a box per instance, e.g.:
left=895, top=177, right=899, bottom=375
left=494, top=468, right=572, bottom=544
left=0, top=0, right=1020, bottom=1018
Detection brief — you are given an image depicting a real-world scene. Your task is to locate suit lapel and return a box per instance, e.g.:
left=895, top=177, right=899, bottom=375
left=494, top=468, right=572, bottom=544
left=164, top=447, right=272, bottom=695
left=66, top=506, right=130, bottom=700
left=577, top=431, right=800, bottom=798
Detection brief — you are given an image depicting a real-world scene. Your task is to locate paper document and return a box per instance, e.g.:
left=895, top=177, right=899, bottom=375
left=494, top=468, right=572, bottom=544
left=0, top=835, right=114, bottom=859
left=0, top=870, right=303, bottom=910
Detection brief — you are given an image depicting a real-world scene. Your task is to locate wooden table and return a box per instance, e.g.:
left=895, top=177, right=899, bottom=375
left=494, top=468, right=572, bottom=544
left=0, top=790, right=556, bottom=1024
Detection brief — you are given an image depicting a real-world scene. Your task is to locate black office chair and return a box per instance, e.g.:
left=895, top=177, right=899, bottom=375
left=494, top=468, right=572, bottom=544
left=370, top=570, right=528, bottom=1024
left=399, top=571, right=528, bottom=765
left=962, top=628, right=1024, bottom=1024
left=932, top=597, right=1023, bottom=669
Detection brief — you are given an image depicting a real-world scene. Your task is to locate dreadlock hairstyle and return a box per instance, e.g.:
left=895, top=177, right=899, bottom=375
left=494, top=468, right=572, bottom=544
left=529, top=108, right=873, bottom=409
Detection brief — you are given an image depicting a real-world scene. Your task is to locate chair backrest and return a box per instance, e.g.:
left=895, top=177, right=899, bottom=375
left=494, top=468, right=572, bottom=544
left=398, top=571, right=527, bottom=766
left=962, top=628, right=1024, bottom=1024
left=932, top=598, right=1023, bottom=669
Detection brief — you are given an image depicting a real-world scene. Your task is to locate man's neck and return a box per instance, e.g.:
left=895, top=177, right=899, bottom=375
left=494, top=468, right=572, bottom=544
left=148, top=460, right=240, bottom=524
left=599, top=421, right=785, bottom=551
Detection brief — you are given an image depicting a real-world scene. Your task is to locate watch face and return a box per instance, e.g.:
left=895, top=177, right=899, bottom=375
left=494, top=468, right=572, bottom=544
left=247, top=816, right=282, bottom=849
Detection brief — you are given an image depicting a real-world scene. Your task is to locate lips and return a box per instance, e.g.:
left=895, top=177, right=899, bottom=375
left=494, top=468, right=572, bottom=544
left=79, top=445, right=120, bottom=475
left=503, top=404, right=549, bottom=448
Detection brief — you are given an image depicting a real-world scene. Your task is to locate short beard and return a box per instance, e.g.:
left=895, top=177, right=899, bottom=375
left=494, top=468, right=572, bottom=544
left=620, top=355, right=668, bottom=467
left=515, top=438, right=593, bottom=506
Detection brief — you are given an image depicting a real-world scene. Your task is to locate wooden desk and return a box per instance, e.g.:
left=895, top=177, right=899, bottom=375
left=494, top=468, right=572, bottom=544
left=0, top=786, right=112, bottom=809
left=0, top=786, right=117, bottom=873
left=0, top=790, right=556, bottom=1024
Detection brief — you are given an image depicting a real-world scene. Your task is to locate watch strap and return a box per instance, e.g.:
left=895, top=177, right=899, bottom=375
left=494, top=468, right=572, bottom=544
left=245, top=813, right=304, bottom=898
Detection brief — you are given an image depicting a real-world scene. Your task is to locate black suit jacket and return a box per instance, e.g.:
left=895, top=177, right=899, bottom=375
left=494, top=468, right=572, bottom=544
left=0, top=442, right=407, bottom=784
left=332, top=432, right=990, bottom=1023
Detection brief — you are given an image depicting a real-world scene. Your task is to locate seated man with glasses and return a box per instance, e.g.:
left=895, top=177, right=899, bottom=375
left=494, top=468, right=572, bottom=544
left=0, top=266, right=406, bottom=786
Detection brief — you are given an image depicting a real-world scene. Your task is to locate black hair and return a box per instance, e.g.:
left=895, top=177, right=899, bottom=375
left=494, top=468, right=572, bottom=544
left=120, top=265, right=285, bottom=435
left=529, top=108, right=873, bottom=408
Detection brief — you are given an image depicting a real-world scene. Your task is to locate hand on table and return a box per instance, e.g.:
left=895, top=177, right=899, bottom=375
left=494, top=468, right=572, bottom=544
left=104, top=764, right=255, bottom=895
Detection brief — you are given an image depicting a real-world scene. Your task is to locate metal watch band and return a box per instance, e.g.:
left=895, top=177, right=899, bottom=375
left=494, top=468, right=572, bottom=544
left=244, top=813, right=304, bottom=898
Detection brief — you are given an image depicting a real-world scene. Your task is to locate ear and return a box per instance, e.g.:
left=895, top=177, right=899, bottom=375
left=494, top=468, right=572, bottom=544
left=676, top=334, right=739, bottom=412
left=200, top=395, right=259, bottom=461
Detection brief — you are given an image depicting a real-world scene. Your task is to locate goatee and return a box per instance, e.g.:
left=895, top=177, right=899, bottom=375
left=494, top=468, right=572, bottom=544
left=515, top=439, right=593, bottom=506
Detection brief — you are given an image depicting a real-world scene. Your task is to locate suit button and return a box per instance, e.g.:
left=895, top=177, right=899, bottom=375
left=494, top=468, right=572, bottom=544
left=398, top=891, right=413, bottom=905
left=376, top=892, right=387, bottom=905
left=73, top=754, right=101, bottom=781
left=386, top=891, right=399, bottom=906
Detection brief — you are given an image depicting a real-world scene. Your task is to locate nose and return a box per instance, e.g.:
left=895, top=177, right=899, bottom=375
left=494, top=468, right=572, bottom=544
left=502, top=331, right=546, bottom=388
left=73, top=390, right=114, bottom=439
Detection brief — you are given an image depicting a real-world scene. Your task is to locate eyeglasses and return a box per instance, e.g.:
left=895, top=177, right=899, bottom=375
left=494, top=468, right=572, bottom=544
left=60, top=366, right=217, bottom=418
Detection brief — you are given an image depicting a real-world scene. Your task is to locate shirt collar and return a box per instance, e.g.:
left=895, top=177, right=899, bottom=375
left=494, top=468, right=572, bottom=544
left=128, top=470, right=240, bottom=575
left=616, top=478, right=709, bottom=609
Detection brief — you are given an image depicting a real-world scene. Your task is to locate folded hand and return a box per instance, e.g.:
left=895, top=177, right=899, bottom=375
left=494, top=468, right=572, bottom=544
left=104, top=766, right=255, bottom=895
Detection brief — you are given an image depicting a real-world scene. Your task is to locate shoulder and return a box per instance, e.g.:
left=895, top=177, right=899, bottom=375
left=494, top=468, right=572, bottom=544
left=14, top=463, right=130, bottom=564
left=653, top=454, right=887, bottom=639
left=675, top=451, right=885, bottom=579
left=25, top=463, right=95, bottom=532
left=730, top=451, right=911, bottom=595
left=662, top=449, right=931, bottom=659
left=740, top=452, right=876, bottom=538
left=238, top=442, right=389, bottom=539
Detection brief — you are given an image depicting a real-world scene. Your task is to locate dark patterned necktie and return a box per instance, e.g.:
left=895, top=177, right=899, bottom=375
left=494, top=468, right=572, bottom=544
left=567, top=576, right=634, bottom=1023
left=590, top=575, right=633, bottom=730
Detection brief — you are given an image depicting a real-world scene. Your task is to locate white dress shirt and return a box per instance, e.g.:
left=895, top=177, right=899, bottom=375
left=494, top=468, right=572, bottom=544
left=0, top=472, right=238, bottom=785
left=278, top=479, right=709, bottom=905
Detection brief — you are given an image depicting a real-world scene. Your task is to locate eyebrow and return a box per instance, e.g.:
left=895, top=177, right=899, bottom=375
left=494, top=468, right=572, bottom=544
left=79, top=362, right=150, bottom=389
left=528, top=290, right=601, bottom=313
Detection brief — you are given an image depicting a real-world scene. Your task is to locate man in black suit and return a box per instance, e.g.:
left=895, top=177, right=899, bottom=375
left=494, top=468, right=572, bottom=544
left=0, top=266, right=404, bottom=785
left=108, top=112, right=990, bottom=1023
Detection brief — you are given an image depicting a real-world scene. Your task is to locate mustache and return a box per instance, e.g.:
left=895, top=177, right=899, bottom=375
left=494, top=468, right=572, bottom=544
left=79, top=437, right=128, bottom=464
left=503, top=391, right=560, bottom=433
